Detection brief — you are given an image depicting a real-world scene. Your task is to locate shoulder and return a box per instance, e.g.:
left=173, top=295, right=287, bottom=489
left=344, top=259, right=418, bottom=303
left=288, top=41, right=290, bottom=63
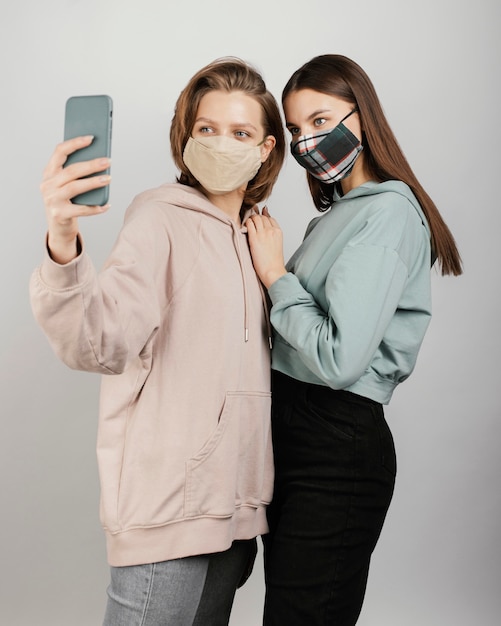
left=126, top=182, right=198, bottom=209
left=123, top=183, right=205, bottom=224
left=358, top=181, right=427, bottom=234
left=345, top=182, right=430, bottom=253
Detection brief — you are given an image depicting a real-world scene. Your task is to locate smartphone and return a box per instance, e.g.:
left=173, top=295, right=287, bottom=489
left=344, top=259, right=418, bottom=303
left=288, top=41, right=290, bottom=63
left=63, top=95, right=113, bottom=205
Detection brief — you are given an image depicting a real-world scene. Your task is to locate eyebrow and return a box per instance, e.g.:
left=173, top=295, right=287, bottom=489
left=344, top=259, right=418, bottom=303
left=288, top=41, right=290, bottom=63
left=194, top=117, right=258, bottom=131
left=286, top=108, right=332, bottom=129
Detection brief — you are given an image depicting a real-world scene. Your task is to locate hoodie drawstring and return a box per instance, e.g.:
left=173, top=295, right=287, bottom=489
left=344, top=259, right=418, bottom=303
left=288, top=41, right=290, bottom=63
left=232, top=222, right=272, bottom=348
left=231, top=223, right=250, bottom=343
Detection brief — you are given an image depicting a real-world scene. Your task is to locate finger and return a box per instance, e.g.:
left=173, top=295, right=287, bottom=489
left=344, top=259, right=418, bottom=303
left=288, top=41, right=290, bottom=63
left=41, top=158, right=111, bottom=203
left=246, top=216, right=256, bottom=232
left=257, top=214, right=275, bottom=229
left=43, top=136, right=94, bottom=180
left=41, top=170, right=111, bottom=206
left=47, top=199, right=111, bottom=223
left=247, top=214, right=264, bottom=230
left=63, top=173, right=111, bottom=202
left=60, top=157, right=111, bottom=185
left=70, top=203, right=111, bottom=217
left=260, top=207, right=280, bottom=227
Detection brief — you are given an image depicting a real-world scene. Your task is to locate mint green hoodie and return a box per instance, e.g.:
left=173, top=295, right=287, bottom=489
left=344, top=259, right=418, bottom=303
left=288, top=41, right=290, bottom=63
left=268, top=180, right=432, bottom=404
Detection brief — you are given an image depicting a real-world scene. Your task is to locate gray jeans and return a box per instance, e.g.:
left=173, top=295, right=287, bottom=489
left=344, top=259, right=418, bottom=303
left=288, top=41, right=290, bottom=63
left=103, top=539, right=256, bottom=626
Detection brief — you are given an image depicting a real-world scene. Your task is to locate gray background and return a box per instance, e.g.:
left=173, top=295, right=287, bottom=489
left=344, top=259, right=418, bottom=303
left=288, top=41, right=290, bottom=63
left=2, top=0, right=500, bottom=624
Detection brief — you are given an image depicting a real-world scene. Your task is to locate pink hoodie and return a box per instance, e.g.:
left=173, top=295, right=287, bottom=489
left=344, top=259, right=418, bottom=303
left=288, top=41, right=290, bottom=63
left=30, top=183, right=273, bottom=567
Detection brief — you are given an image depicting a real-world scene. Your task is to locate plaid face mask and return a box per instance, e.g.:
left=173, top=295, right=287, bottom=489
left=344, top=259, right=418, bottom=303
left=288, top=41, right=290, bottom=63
left=290, top=108, right=363, bottom=183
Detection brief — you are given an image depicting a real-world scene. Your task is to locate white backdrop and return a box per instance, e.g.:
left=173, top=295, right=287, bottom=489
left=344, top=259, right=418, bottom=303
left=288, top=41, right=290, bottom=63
left=1, top=1, right=500, bottom=624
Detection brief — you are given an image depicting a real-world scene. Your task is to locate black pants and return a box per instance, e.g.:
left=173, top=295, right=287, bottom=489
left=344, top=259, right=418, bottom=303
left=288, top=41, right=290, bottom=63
left=263, top=372, right=396, bottom=626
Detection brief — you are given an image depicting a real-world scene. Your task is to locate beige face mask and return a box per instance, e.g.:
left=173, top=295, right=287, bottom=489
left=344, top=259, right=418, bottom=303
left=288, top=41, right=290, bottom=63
left=183, top=135, right=264, bottom=195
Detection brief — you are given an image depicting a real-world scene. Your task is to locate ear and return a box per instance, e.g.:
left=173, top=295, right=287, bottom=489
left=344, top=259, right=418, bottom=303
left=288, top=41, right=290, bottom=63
left=260, top=135, right=276, bottom=163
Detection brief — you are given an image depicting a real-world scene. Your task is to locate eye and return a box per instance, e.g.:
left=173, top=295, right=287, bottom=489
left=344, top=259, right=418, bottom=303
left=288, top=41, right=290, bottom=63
left=288, top=126, right=300, bottom=137
left=234, top=130, right=251, bottom=139
left=199, top=126, right=214, bottom=134
left=313, top=117, right=326, bottom=128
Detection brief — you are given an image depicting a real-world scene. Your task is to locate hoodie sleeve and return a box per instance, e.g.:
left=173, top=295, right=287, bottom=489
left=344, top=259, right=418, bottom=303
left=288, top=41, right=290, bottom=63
left=268, top=200, right=429, bottom=389
left=29, top=202, right=166, bottom=375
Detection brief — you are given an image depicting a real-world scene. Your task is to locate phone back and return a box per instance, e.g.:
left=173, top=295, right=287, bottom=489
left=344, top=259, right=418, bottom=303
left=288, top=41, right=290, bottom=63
left=64, top=95, right=113, bottom=205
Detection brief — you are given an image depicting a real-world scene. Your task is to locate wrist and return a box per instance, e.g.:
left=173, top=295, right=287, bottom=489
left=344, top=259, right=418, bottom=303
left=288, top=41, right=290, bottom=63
left=263, top=268, right=287, bottom=289
left=47, top=232, right=80, bottom=265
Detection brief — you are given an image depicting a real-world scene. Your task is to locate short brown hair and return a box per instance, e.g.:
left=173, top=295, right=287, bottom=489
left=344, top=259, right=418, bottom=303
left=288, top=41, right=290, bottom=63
left=283, top=54, right=462, bottom=276
left=170, top=57, right=285, bottom=211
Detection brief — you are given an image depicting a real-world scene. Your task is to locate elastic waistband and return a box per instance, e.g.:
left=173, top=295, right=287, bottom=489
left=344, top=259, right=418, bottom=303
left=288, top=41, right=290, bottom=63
left=271, top=370, right=381, bottom=410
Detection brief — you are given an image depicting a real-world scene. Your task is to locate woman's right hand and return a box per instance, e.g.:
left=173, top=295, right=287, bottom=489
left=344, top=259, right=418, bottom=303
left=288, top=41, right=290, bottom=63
left=246, top=207, right=287, bottom=289
left=40, top=136, right=111, bottom=264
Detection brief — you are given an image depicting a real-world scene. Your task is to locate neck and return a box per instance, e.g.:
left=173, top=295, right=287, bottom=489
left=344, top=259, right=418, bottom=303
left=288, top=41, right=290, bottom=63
left=340, top=154, right=371, bottom=195
left=204, top=187, right=245, bottom=226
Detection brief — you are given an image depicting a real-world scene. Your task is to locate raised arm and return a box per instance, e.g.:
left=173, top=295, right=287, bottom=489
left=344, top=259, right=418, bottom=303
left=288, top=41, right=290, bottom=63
left=40, top=136, right=111, bottom=263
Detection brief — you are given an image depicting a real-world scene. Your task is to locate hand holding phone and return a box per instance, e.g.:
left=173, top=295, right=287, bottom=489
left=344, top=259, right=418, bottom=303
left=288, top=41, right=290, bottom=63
left=39, top=95, right=113, bottom=264
left=63, top=95, right=113, bottom=206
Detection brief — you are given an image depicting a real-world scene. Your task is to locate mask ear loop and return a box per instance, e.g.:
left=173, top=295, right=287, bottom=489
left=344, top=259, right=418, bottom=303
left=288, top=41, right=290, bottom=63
left=339, top=107, right=359, bottom=124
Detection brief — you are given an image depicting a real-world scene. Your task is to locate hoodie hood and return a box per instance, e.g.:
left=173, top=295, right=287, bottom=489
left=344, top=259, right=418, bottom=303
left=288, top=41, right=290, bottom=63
left=127, top=182, right=241, bottom=224
left=128, top=182, right=257, bottom=231
left=334, top=180, right=431, bottom=237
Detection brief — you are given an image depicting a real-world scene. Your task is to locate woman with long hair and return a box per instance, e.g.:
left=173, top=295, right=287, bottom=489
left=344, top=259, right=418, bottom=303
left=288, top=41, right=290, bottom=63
left=247, top=54, right=462, bottom=626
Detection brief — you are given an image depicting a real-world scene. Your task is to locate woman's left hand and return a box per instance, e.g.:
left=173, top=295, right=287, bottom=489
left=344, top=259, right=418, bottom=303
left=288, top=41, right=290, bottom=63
left=246, top=207, right=287, bottom=289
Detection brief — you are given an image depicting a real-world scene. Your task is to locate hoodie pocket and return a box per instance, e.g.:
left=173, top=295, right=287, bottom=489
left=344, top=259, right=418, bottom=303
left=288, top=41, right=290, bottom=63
left=184, top=391, right=272, bottom=518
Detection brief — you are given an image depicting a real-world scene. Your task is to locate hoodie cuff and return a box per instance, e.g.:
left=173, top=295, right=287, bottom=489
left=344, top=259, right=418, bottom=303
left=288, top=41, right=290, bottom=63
left=267, top=272, right=305, bottom=305
left=39, top=234, right=92, bottom=290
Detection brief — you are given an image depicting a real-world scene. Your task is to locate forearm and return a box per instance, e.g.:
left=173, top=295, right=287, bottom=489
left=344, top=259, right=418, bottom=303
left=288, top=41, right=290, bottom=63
left=268, top=248, right=409, bottom=388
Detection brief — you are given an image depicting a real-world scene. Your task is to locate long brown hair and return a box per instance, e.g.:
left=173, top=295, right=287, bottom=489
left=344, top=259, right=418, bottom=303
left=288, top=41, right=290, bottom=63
left=282, top=54, right=462, bottom=276
left=170, top=57, right=285, bottom=212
